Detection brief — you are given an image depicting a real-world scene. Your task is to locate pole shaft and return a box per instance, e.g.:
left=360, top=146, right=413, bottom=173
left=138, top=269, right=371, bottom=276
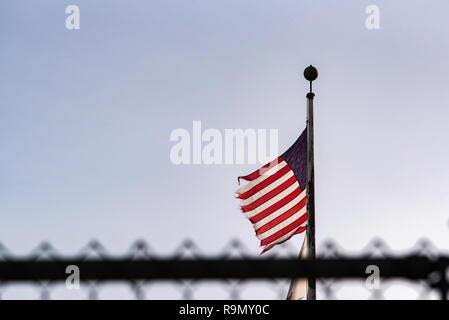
left=306, top=90, right=316, bottom=300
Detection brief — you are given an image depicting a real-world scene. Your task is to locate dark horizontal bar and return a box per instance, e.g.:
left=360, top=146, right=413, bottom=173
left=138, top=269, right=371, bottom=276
left=0, top=256, right=447, bottom=281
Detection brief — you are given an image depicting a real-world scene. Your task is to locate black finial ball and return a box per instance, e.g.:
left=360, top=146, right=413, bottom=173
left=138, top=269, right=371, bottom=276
left=304, top=65, right=318, bottom=81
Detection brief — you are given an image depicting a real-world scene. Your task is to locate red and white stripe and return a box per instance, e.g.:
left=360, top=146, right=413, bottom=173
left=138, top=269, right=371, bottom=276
left=236, top=157, right=308, bottom=253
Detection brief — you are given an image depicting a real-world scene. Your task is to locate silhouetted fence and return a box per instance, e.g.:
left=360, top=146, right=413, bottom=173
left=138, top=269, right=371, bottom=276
left=0, top=239, right=447, bottom=299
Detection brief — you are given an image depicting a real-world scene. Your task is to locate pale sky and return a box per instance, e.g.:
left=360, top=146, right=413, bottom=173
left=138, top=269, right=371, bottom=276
left=1, top=1, right=448, bottom=299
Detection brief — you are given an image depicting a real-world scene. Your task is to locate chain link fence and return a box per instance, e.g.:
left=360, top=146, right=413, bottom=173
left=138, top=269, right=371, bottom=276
left=0, top=238, right=447, bottom=300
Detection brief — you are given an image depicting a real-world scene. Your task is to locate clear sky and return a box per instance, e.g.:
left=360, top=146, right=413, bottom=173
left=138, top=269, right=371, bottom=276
left=1, top=1, right=448, bottom=299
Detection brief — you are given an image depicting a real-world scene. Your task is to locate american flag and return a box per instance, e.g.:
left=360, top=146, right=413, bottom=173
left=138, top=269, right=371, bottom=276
left=236, top=129, right=308, bottom=253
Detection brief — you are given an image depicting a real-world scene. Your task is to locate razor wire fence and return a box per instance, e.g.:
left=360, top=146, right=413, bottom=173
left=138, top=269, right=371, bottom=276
left=0, top=238, right=447, bottom=300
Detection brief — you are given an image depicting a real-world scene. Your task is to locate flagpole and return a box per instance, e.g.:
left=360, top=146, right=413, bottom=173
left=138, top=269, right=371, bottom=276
left=304, top=65, right=318, bottom=300
left=285, top=66, right=318, bottom=300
